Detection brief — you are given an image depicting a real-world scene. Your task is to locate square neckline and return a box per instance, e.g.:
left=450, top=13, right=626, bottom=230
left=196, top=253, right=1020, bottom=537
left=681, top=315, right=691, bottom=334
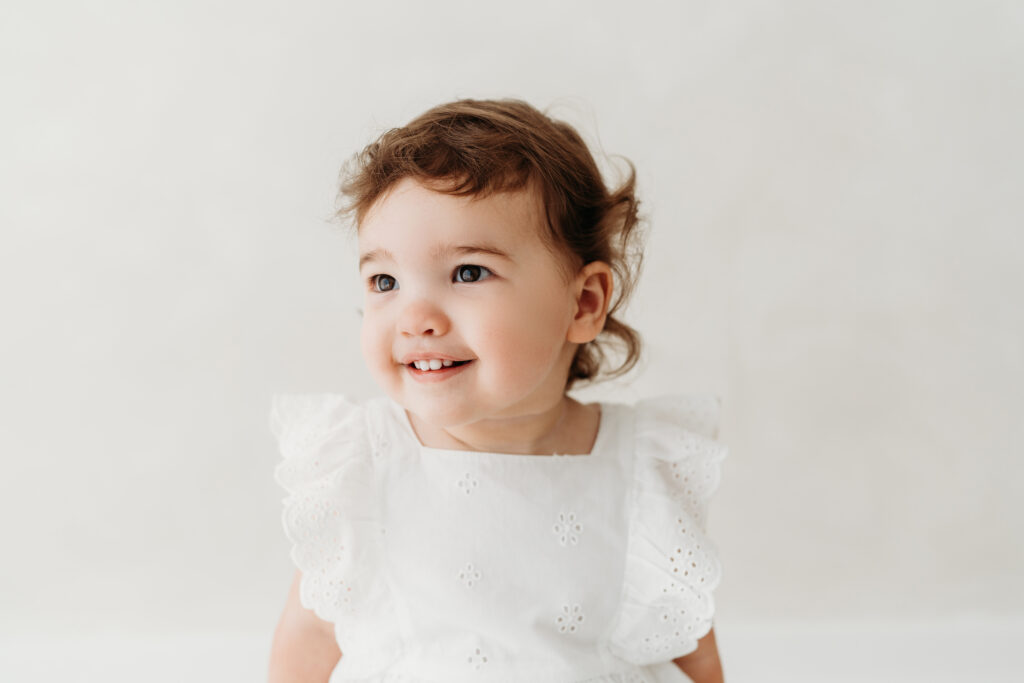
left=388, top=398, right=614, bottom=459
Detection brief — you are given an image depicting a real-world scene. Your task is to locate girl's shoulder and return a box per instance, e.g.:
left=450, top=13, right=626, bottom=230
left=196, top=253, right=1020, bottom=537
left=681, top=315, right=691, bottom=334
left=269, top=392, right=390, bottom=435
left=269, top=393, right=362, bottom=441
left=270, top=394, right=363, bottom=480
left=627, top=392, right=723, bottom=441
left=268, top=392, right=400, bottom=453
left=620, top=393, right=727, bottom=527
left=607, top=393, right=728, bottom=665
left=270, top=393, right=402, bottom=494
left=269, top=393, right=401, bottom=632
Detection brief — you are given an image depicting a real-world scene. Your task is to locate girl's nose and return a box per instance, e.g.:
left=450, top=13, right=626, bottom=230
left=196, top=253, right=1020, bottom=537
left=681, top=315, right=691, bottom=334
left=398, top=298, right=450, bottom=337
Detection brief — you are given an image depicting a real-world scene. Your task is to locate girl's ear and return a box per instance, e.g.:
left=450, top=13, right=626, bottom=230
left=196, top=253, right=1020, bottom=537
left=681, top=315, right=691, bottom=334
left=567, top=261, right=614, bottom=344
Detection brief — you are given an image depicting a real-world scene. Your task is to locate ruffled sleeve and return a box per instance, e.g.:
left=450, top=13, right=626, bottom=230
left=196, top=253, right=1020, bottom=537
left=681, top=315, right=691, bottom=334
left=607, top=394, right=727, bottom=665
left=271, top=394, right=401, bottom=672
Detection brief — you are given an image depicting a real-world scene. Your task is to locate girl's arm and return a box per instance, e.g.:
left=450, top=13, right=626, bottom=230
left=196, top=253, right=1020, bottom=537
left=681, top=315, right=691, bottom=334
left=673, top=626, right=724, bottom=683
left=268, top=569, right=342, bottom=683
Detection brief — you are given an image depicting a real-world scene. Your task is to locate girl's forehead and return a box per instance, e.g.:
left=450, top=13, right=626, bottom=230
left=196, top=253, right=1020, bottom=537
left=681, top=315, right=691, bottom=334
left=359, top=177, right=548, bottom=248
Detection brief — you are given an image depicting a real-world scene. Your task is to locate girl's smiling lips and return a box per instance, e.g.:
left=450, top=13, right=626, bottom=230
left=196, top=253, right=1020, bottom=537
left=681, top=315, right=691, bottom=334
left=403, top=358, right=474, bottom=382
left=398, top=352, right=472, bottom=365
left=398, top=352, right=475, bottom=382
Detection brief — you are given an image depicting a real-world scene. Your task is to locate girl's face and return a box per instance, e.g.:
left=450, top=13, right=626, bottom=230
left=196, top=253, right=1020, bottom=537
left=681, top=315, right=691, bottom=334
left=358, top=177, right=580, bottom=430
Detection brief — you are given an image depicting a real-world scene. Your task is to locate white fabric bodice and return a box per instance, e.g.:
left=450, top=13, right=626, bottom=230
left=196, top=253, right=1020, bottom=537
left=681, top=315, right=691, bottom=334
left=271, top=394, right=726, bottom=683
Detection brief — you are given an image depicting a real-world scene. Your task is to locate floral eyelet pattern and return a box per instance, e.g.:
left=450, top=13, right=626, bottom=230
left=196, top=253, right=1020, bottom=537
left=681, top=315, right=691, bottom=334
left=664, top=439, right=720, bottom=529
left=457, top=562, right=482, bottom=588
left=370, top=431, right=389, bottom=459
left=466, top=647, right=488, bottom=670
left=276, top=394, right=725, bottom=672
left=552, top=510, right=583, bottom=546
left=319, top=577, right=353, bottom=610
left=556, top=603, right=585, bottom=633
left=456, top=472, right=479, bottom=495
left=639, top=604, right=705, bottom=657
left=606, top=396, right=725, bottom=666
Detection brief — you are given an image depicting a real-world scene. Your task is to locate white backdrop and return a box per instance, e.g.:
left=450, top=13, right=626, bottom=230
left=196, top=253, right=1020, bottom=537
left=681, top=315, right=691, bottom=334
left=2, top=1, right=1022, bottom=681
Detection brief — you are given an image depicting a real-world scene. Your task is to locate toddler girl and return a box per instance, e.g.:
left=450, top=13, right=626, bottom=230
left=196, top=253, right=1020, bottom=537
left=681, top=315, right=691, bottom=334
left=269, top=99, right=726, bottom=683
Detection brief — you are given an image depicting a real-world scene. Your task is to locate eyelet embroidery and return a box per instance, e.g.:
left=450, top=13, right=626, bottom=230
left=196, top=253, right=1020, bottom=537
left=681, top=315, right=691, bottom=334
left=457, top=562, right=482, bottom=588
left=320, top=577, right=353, bottom=610
left=663, top=435, right=722, bottom=529
left=642, top=632, right=666, bottom=653
left=677, top=517, right=694, bottom=538
left=616, top=398, right=723, bottom=664
left=643, top=606, right=705, bottom=656
left=659, top=605, right=690, bottom=626
left=668, top=546, right=698, bottom=579
left=552, top=510, right=583, bottom=546
left=556, top=603, right=585, bottom=633
left=466, top=647, right=488, bottom=670
left=370, top=429, right=389, bottom=458
left=673, top=522, right=712, bottom=586
left=302, top=568, right=356, bottom=616
left=456, top=472, right=479, bottom=495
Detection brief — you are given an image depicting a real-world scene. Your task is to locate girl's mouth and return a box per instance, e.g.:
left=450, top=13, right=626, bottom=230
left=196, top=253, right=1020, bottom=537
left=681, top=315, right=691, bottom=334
left=404, top=359, right=473, bottom=382
left=407, top=359, right=471, bottom=372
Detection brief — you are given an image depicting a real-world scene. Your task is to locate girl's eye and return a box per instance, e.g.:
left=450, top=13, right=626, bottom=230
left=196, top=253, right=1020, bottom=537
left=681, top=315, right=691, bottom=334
left=453, top=264, right=492, bottom=283
left=371, top=274, right=398, bottom=292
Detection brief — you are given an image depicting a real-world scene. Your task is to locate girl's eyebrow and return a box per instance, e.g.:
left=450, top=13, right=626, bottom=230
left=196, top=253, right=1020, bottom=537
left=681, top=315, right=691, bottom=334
left=359, top=248, right=393, bottom=269
left=439, top=243, right=514, bottom=261
left=359, top=243, right=512, bottom=269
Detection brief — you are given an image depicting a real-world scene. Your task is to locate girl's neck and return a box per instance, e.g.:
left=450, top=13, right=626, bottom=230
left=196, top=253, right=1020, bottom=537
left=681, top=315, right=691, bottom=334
left=407, top=396, right=601, bottom=456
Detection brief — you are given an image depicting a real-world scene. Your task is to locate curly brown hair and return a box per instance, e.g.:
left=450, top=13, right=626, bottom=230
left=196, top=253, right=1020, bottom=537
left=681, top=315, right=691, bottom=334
left=338, top=98, right=644, bottom=388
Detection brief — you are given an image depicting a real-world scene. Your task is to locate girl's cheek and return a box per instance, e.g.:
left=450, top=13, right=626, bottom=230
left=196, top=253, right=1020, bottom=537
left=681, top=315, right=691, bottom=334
left=360, top=317, right=383, bottom=368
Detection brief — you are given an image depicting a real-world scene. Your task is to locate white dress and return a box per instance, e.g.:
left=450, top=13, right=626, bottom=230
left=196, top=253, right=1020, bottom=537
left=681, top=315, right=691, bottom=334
left=271, top=394, right=726, bottom=683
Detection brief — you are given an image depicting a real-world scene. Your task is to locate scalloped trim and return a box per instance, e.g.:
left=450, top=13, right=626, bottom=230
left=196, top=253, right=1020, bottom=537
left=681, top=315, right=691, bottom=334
left=606, top=395, right=727, bottom=665
left=271, top=394, right=404, bottom=674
